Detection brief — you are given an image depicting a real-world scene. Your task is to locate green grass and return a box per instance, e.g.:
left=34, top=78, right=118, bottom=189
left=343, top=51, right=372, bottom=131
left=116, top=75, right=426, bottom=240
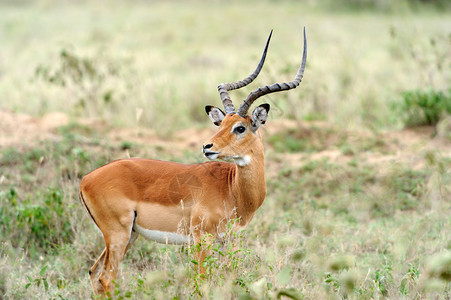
left=1, top=120, right=450, bottom=298
left=0, top=0, right=451, bottom=299
left=394, top=88, right=451, bottom=127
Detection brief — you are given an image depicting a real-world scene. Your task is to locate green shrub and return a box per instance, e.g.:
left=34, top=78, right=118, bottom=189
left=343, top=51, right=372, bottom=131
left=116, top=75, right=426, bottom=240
left=396, top=88, right=451, bottom=127
left=0, top=187, right=73, bottom=256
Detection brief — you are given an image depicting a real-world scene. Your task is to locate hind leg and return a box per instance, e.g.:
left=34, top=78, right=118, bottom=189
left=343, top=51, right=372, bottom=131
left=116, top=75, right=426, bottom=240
left=89, top=248, right=107, bottom=295
left=96, top=232, right=133, bottom=296
left=91, top=216, right=137, bottom=296
left=88, top=238, right=137, bottom=296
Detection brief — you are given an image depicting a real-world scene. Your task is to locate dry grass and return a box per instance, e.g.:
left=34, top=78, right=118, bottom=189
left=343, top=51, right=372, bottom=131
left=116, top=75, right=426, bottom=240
left=0, top=0, right=450, bottom=299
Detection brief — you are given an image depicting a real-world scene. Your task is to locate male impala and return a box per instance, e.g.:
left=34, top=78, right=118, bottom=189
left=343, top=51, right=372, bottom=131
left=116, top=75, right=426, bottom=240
left=79, top=28, right=307, bottom=296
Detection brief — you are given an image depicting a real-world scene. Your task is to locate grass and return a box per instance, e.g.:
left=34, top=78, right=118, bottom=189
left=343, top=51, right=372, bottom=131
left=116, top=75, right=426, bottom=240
left=1, top=119, right=450, bottom=299
left=394, top=88, right=451, bottom=127
left=1, top=0, right=451, bottom=299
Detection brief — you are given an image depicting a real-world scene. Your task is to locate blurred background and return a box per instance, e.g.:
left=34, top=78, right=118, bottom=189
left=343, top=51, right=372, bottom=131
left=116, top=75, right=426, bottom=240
left=1, top=0, right=449, bottom=132
left=0, top=0, right=450, bottom=299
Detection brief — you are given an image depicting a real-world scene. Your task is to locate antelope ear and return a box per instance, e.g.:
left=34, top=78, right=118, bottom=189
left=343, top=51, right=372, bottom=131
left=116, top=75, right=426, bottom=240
left=205, top=105, right=226, bottom=126
left=251, top=103, right=270, bottom=131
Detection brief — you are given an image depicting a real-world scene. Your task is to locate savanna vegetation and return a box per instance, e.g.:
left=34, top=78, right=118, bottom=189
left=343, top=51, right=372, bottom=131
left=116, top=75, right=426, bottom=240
left=0, top=0, right=450, bottom=299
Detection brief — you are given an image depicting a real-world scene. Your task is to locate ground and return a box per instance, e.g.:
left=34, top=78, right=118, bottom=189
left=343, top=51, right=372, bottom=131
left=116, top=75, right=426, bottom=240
left=1, top=108, right=450, bottom=298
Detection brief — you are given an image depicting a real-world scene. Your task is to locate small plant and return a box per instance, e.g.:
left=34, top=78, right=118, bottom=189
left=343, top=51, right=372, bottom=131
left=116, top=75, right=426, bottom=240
left=395, top=88, right=451, bottom=127
left=400, top=263, right=420, bottom=296
left=323, top=272, right=340, bottom=294
left=25, top=265, right=49, bottom=292
left=112, top=280, right=133, bottom=299
left=179, top=219, right=264, bottom=297
left=373, top=263, right=393, bottom=296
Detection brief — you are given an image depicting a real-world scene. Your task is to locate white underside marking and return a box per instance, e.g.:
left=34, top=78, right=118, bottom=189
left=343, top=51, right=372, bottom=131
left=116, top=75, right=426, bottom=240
left=232, top=156, right=251, bottom=167
left=133, top=223, right=193, bottom=245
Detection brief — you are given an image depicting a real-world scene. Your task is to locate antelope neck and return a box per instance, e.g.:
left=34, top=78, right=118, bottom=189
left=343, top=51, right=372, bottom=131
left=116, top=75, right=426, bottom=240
left=230, top=151, right=266, bottom=224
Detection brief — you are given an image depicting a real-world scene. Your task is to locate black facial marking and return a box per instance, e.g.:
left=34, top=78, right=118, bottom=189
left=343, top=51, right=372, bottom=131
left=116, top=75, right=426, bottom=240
left=260, top=103, right=270, bottom=112
left=205, top=105, right=213, bottom=114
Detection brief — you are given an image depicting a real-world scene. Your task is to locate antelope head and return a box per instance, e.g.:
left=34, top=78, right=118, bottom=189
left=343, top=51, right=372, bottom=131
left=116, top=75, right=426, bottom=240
left=202, top=28, right=307, bottom=166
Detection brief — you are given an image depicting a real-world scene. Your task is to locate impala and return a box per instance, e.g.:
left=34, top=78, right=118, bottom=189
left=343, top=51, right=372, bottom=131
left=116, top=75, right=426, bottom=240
left=79, top=28, right=307, bottom=296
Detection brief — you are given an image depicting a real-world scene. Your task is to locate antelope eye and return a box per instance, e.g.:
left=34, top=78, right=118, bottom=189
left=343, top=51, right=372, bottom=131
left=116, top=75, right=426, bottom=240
left=234, top=126, right=246, bottom=134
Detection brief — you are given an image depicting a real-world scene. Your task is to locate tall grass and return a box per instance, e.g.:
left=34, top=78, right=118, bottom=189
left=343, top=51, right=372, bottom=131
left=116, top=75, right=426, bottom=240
left=1, top=124, right=450, bottom=298
left=0, top=0, right=450, bottom=299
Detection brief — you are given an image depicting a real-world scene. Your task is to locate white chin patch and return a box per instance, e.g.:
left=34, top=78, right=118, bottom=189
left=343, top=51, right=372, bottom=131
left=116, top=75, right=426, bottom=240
left=206, top=153, right=218, bottom=160
left=233, top=156, right=251, bottom=167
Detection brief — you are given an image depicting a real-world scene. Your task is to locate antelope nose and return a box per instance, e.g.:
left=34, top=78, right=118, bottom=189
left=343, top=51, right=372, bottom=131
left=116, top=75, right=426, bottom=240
left=202, top=143, right=219, bottom=160
left=203, top=143, right=213, bottom=151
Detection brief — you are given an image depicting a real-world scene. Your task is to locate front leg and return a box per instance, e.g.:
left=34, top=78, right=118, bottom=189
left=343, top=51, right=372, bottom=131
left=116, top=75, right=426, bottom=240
left=192, top=232, right=212, bottom=275
left=190, top=208, right=220, bottom=275
left=191, top=219, right=221, bottom=276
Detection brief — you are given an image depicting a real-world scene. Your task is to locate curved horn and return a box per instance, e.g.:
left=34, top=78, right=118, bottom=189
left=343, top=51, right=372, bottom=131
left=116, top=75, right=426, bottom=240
left=218, top=30, right=273, bottom=115
left=237, top=27, right=307, bottom=118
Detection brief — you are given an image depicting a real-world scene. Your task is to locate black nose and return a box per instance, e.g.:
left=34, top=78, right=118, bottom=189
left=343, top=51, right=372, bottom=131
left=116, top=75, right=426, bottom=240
left=203, top=143, right=213, bottom=150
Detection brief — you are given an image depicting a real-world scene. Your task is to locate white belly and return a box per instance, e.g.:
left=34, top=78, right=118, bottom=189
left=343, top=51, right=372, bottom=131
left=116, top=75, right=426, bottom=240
left=133, top=223, right=193, bottom=245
